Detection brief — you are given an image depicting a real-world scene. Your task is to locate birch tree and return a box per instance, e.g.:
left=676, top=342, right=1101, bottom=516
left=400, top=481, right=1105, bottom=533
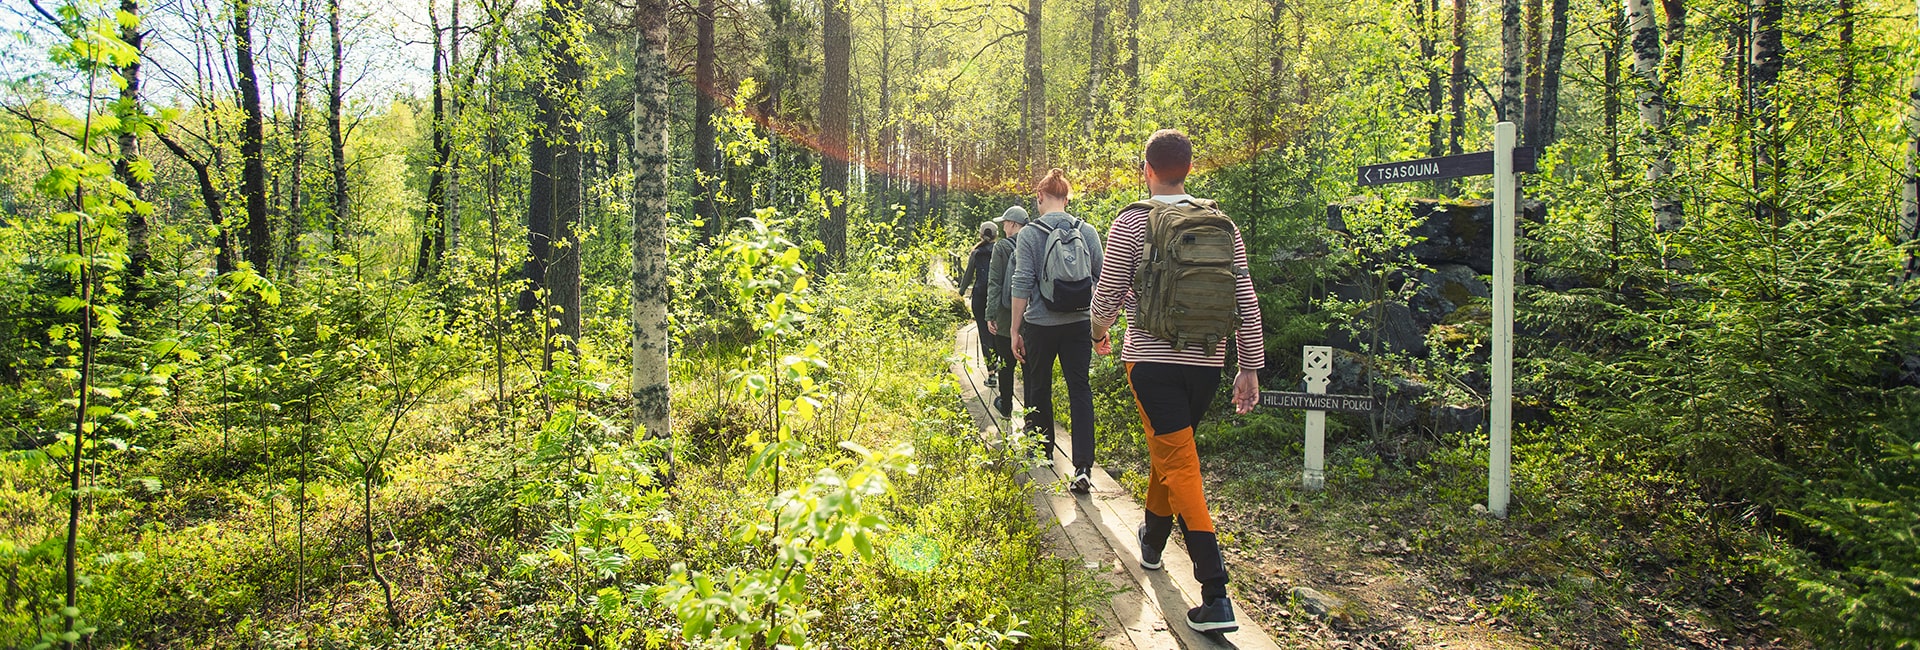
left=1626, top=0, right=1682, bottom=233
left=632, top=0, right=673, bottom=447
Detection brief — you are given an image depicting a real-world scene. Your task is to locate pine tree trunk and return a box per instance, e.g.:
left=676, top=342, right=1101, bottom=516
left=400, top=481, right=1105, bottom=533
left=1660, top=0, right=1686, bottom=102
left=1124, top=0, right=1140, bottom=90
left=1538, top=0, right=1569, bottom=146
left=1024, top=0, right=1047, bottom=178
left=521, top=87, right=554, bottom=314
left=694, top=0, right=718, bottom=240
left=445, top=0, right=461, bottom=253
left=1449, top=0, right=1467, bottom=155
left=1499, top=0, right=1523, bottom=124
left=1085, top=0, right=1108, bottom=139
left=118, top=0, right=148, bottom=306
left=1748, top=0, right=1783, bottom=223
left=1522, top=0, right=1542, bottom=143
left=762, top=0, right=793, bottom=118
left=416, top=1, right=446, bottom=281
left=1626, top=0, right=1682, bottom=232
left=633, top=0, right=673, bottom=442
left=1605, top=13, right=1624, bottom=180
left=548, top=0, right=584, bottom=350
left=876, top=2, right=893, bottom=214
left=328, top=0, right=349, bottom=247
left=820, top=0, right=851, bottom=269
left=1905, top=62, right=1920, bottom=280
left=285, top=0, right=312, bottom=277
left=1416, top=0, right=1443, bottom=158
left=234, top=0, right=271, bottom=275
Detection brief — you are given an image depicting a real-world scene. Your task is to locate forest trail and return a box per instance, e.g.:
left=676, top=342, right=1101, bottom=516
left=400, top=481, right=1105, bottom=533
left=950, top=323, right=1545, bottom=650
left=949, top=323, right=1284, bottom=650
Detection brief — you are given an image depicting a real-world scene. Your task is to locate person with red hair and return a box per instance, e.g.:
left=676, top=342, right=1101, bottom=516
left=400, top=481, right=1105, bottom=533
left=1009, top=168, right=1105, bottom=493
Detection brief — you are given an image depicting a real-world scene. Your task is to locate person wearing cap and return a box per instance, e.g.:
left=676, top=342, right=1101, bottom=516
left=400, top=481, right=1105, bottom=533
left=984, top=206, right=1026, bottom=416
left=958, top=221, right=1000, bottom=386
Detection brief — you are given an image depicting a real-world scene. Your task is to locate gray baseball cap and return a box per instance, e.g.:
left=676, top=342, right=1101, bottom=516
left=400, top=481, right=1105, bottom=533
left=993, top=206, right=1030, bottom=225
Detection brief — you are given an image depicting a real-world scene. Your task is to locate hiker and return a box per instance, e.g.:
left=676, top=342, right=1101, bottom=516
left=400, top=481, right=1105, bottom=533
left=959, top=221, right=1000, bottom=386
left=1009, top=168, right=1103, bottom=494
left=984, top=207, right=1026, bottom=416
left=1090, top=129, right=1263, bottom=634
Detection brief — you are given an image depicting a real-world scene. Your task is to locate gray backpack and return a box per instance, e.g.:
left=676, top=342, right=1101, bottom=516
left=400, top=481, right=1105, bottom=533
left=1031, top=216, right=1095, bottom=312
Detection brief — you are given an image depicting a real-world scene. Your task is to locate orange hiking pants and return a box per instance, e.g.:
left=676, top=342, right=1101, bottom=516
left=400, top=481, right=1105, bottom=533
left=1126, top=362, right=1229, bottom=597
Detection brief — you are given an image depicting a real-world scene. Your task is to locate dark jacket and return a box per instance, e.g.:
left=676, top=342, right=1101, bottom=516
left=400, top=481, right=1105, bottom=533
left=959, top=242, right=994, bottom=316
left=985, top=237, right=1016, bottom=335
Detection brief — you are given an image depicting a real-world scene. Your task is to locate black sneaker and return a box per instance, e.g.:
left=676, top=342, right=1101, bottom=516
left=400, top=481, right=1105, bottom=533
left=993, top=396, right=1011, bottom=417
left=985, top=374, right=998, bottom=388
left=1186, top=597, right=1238, bottom=634
left=1069, top=467, right=1092, bottom=494
left=1137, top=523, right=1163, bottom=570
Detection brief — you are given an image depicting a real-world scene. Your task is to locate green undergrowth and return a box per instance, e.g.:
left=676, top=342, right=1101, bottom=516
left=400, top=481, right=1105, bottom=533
left=0, top=250, right=1104, bottom=648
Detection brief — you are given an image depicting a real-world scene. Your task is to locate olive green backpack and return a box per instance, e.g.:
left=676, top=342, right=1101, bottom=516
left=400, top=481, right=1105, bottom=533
left=1127, top=198, right=1247, bottom=351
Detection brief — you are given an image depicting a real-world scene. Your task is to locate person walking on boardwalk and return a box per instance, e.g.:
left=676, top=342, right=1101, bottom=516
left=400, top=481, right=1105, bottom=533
left=1010, top=169, right=1104, bottom=494
left=959, top=221, right=1001, bottom=386
left=985, top=207, right=1027, bottom=416
left=1090, top=129, right=1264, bottom=634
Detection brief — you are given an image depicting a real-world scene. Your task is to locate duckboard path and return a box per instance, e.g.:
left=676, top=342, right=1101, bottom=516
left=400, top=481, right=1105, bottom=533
left=950, top=322, right=1285, bottom=650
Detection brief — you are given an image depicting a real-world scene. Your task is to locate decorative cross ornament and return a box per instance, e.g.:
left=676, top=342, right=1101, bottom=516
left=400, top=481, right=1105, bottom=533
left=1303, top=346, right=1331, bottom=391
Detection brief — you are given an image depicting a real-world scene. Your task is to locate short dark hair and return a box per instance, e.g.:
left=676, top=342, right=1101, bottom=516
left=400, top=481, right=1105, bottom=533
left=1144, top=129, right=1192, bottom=184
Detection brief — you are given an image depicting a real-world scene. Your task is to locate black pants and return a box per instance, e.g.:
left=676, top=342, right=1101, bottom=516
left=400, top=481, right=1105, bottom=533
left=1021, top=321, right=1095, bottom=471
left=1128, top=362, right=1229, bottom=601
left=990, top=333, right=1016, bottom=413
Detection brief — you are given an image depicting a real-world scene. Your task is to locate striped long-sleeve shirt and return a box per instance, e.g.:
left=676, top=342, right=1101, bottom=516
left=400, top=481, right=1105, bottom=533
left=1090, top=195, right=1265, bottom=371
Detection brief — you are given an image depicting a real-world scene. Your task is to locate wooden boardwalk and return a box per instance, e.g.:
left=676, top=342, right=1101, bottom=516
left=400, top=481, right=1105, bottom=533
left=950, top=323, right=1284, bottom=650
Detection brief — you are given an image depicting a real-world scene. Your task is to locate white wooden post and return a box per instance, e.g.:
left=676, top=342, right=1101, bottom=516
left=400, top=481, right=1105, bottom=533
left=1489, top=121, right=1516, bottom=518
left=1302, top=345, right=1331, bottom=490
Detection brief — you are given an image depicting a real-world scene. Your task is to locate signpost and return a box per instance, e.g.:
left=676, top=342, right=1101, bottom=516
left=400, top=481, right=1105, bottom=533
left=1331, top=122, right=1523, bottom=518
left=1356, top=146, right=1537, bottom=187
left=1258, top=345, right=1384, bottom=490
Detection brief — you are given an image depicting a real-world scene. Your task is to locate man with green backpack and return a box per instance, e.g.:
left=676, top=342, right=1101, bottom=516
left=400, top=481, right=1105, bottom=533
left=1091, top=129, right=1263, bottom=634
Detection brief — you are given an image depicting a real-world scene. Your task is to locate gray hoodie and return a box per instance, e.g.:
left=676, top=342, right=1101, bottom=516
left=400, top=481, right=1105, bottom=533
left=1009, top=211, right=1103, bottom=327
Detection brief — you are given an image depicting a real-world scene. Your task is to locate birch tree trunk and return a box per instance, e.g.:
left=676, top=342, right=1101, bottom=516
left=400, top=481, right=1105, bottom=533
left=820, top=0, right=851, bottom=268
left=1626, top=0, right=1682, bottom=232
left=633, top=0, right=673, bottom=445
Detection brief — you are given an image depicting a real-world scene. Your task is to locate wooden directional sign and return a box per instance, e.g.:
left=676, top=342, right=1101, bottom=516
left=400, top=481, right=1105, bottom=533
left=1259, top=391, right=1377, bottom=413
left=1357, top=147, right=1538, bottom=186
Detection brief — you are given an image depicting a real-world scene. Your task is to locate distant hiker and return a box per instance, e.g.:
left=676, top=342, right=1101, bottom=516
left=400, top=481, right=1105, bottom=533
left=959, top=221, right=1000, bottom=386
left=985, top=207, right=1027, bottom=416
left=1010, top=168, right=1103, bottom=494
left=1091, top=129, right=1263, bottom=634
